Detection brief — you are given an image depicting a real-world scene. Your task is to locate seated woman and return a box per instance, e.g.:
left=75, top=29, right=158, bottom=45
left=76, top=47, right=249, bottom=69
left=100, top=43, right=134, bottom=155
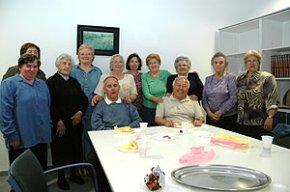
left=166, top=56, right=203, bottom=101
left=46, top=53, right=88, bottom=190
left=202, top=52, right=237, bottom=132
left=91, top=54, right=137, bottom=105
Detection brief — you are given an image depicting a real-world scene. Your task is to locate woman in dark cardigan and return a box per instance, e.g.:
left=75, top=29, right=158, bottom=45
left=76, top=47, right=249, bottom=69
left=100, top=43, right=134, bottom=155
left=166, top=56, right=203, bottom=101
left=46, top=53, right=88, bottom=190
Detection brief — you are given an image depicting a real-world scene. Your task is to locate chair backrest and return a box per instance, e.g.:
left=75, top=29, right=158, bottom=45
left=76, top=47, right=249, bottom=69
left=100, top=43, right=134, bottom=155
left=8, top=149, right=48, bottom=192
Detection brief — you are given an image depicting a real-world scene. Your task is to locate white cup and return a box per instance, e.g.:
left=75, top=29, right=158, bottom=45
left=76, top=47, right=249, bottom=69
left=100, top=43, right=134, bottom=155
left=181, top=122, right=189, bottom=133
left=137, top=139, right=147, bottom=158
left=139, top=122, right=148, bottom=134
left=260, top=135, right=274, bottom=157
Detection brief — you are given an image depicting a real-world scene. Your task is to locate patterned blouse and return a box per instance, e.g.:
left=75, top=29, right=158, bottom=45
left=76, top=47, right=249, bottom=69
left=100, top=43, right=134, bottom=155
left=131, top=72, right=143, bottom=110
left=236, top=71, right=278, bottom=126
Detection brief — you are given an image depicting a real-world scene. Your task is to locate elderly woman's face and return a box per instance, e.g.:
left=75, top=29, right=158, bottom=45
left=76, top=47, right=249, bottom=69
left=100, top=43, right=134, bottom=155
left=147, top=58, right=160, bottom=73
left=176, top=60, right=189, bottom=76
left=111, top=56, right=124, bottom=72
left=58, top=58, right=73, bottom=76
left=212, top=56, right=227, bottom=74
left=19, top=60, right=39, bottom=81
left=78, top=48, right=94, bottom=65
left=246, top=56, right=260, bottom=73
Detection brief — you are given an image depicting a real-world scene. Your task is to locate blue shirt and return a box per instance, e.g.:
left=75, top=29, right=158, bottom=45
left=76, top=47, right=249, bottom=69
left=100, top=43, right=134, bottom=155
left=0, top=74, right=51, bottom=149
left=70, top=64, right=102, bottom=119
left=91, top=99, right=141, bottom=130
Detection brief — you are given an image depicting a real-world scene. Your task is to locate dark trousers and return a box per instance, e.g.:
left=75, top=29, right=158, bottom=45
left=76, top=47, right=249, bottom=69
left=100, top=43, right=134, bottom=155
left=206, top=114, right=237, bottom=132
left=141, top=106, right=157, bottom=127
left=9, top=143, right=48, bottom=170
left=237, top=124, right=269, bottom=140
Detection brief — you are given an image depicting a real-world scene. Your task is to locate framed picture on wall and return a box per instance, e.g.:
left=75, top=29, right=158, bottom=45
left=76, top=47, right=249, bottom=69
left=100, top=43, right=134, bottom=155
left=77, top=25, right=120, bottom=56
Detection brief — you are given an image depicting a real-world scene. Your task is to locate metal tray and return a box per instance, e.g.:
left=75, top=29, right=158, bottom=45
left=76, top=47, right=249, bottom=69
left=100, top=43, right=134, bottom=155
left=171, top=164, right=271, bottom=191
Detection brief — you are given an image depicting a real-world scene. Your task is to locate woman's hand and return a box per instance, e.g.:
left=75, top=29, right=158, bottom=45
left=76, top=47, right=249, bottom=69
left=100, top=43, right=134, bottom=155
left=10, top=140, right=21, bottom=149
left=56, top=120, right=66, bottom=137
left=71, top=111, right=83, bottom=126
left=264, top=117, right=273, bottom=131
left=91, top=94, right=103, bottom=106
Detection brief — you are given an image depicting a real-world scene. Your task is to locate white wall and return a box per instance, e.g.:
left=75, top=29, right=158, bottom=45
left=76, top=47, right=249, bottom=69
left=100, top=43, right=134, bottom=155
left=0, top=0, right=289, bottom=172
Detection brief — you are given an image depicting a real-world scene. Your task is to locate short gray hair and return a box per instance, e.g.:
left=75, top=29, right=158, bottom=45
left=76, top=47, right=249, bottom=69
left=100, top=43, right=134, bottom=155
left=174, top=56, right=191, bottom=70
left=110, top=54, right=124, bottom=71
left=78, top=44, right=94, bottom=56
left=172, top=76, right=190, bottom=89
left=55, top=53, right=74, bottom=68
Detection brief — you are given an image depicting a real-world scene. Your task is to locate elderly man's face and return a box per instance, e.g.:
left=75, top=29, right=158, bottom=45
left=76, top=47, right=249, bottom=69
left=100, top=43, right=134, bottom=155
left=173, top=78, right=188, bottom=100
left=104, top=77, right=120, bottom=101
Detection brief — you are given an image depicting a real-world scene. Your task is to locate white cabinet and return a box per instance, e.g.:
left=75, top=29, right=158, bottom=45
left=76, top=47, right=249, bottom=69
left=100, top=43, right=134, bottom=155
left=217, top=8, right=290, bottom=104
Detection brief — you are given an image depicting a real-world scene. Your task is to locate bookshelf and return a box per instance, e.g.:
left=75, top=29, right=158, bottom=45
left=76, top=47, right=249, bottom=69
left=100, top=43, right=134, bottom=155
left=217, top=8, right=290, bottom=105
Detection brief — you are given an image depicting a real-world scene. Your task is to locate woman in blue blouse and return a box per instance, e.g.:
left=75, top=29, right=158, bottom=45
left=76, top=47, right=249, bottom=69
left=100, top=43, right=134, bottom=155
left=202, top=52, right=237, bottom=132
left=0, top=54, right=51, bottom=170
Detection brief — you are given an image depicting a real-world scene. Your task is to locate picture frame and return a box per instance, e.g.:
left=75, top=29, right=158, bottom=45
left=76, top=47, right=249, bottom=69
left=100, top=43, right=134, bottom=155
left=77, top=25, right=120, bottom=56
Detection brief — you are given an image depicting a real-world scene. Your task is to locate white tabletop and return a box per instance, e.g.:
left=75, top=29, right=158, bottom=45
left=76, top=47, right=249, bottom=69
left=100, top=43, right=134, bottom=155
left=88, top=124, right=290, bottom=192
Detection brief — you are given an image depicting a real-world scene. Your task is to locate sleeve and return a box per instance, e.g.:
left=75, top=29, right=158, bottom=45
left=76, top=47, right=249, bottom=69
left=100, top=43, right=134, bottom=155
left=264, top=75, right=279, bottom=110
left=129, top=75, right=138, bottom=95
left=75, top=79, right=88, bottom=114
left=141, top=74, right=153, bottom=100
left=46, top=78, right=62, bottom=125
left=155, top=98, right=165, bottom=118
left=166, top=75, right=174, bottom=94
left=0, top=80, right=20, bottom=143
left=91, top=103, right=106, bottom=130
left=2, top=66, right=18, bottom=82
left=128, top=105, right=141, bottom=128
left=202, top=77, right=209, bottom=109
left=194, top=73, right=204, bottom=101
left=94, top=74, right=106, bottom=97
left=219, top=75, right=237, bottom=114
left=193, top=101, right=204, bottom=119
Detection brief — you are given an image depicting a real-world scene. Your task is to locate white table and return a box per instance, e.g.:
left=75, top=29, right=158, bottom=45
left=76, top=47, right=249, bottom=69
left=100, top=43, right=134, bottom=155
left=88, top=125, right=290, bottom=191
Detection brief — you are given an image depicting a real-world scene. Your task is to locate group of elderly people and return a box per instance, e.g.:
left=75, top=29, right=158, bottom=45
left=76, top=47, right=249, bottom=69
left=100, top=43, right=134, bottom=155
left=0, top=42, right=278, bottom=191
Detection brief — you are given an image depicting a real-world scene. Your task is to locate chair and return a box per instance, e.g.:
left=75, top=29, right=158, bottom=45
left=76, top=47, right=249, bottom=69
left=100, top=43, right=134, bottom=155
left=7, top=149, right=98, bottom=192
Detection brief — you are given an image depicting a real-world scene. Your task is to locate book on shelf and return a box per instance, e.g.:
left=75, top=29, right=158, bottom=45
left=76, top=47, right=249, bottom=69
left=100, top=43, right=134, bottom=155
left=271, top=54, right=290, bottom=78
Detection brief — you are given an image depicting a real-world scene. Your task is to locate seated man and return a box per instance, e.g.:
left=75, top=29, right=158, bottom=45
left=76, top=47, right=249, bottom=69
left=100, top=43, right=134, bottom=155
left=91, top=76, right=141, bottom=130
left=155, top=76, right=204, bottom=127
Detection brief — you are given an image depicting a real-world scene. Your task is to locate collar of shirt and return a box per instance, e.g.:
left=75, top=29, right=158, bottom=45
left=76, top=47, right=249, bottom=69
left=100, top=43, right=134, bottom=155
left=58, top=72, right=70, bottom=80
left=177, top=74, right=188, bottom=78
left=170, top=94, right=190, bottom=103
left=105, top=97, right=122, bottom=104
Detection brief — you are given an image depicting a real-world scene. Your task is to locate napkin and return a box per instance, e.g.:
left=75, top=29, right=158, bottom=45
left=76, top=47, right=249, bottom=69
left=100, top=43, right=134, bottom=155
left=210, top=131, right=250, bottom=148
left=179, top=146, right=215, bottom=165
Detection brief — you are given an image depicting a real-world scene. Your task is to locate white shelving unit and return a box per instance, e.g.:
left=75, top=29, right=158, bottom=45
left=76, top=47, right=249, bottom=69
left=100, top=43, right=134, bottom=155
left=217, top=8, right=290, bottom=104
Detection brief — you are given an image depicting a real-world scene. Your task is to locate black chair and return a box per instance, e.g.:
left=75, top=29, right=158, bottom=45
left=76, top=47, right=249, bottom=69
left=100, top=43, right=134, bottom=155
left=7, top=149, right=98, bottom=192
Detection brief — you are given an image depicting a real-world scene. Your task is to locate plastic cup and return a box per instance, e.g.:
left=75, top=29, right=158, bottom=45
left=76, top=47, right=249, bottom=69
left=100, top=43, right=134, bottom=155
left=260, top=135, right=273, bottom=157
left=139, top=122, right=148, bottom=134
left=137, top=139, right=147, bottom=158
left=181, top=122, right=189, bottom=134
